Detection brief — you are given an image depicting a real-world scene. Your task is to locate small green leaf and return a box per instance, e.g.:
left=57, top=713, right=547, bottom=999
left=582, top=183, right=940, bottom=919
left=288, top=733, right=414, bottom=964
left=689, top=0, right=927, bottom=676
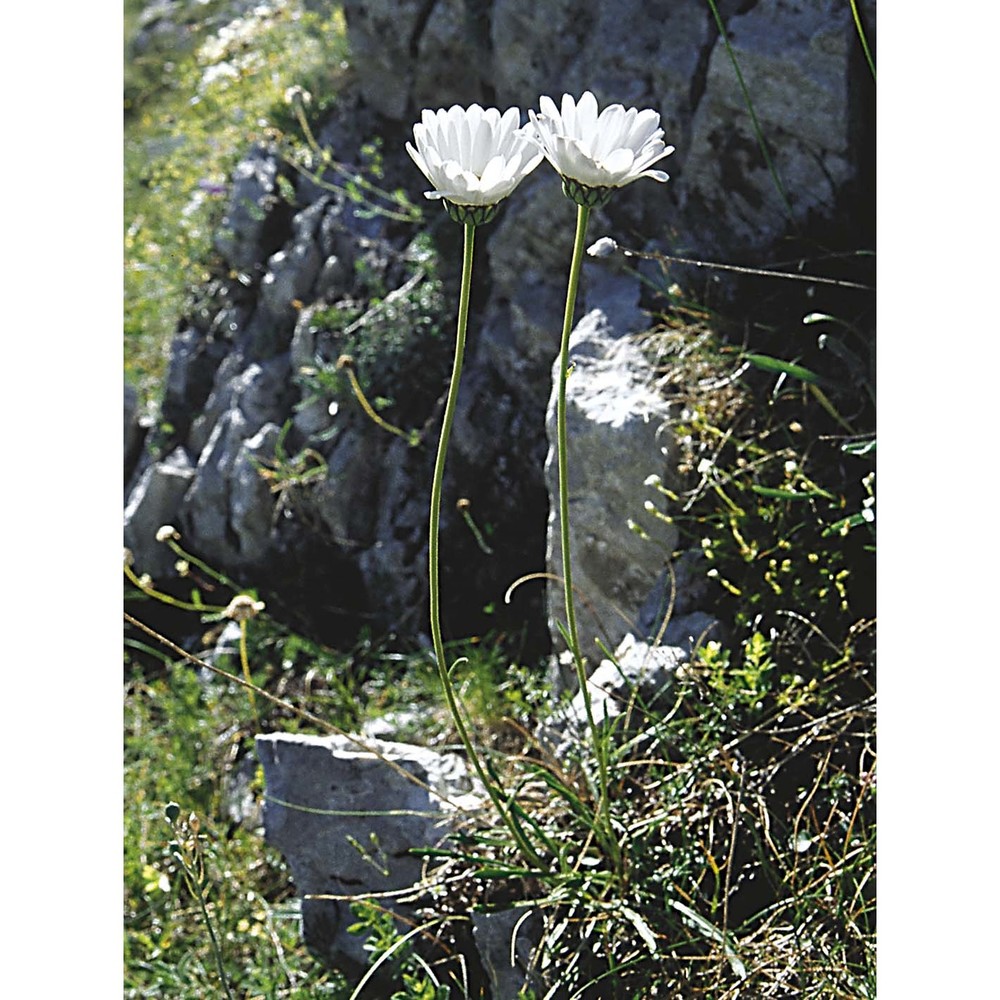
left=669, top=900, right=747, bottom=979
left=744, top=352, right=820, bottom=384
left=276, top=174, right=297, bottom=204
left=842, top=438, right=876, bottom=456
left=621, top=905, right=658, bottom=954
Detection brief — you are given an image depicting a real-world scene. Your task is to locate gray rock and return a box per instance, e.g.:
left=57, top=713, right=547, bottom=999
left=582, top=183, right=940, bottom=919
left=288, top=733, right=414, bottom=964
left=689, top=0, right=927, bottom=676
left=339, top=0, right=424, bottom=119
left=661, top=611, right=725, bottom=654
left=679, top=0, right=862, bottom=259
left=341, top=0, right=485, bottom=121
left=259, top=241, right=321, bottom=332
left=471, top=907, right=544, bottom=999
left=180, top=410, right=246, bottom=564
left=123, top=447, right=195, bottom=580
left=315, top=253, right=352, bottom=301
left=313, top=420, right=384, bottom=549
left=636, top=552, right=726, bottom=652
left=179, top=364, right=288, bottom=569
left=544, top=309, right=679, bottom=675
left=353, top=437, right=429, bottom=635
left=537, top=632, right=688, bottom=759
left=214, top=144, right=289, bottom=272
left=412, top=0, right=488, bottom=118
left=255, top=732, right=480, bottom=974
left=124, top=383, right=146, bottom=483
left=569, top=633, right=685, bottom=731
left=341, top=0, right=872, bottom=268
left=230, top=423, right=281, bottom=559
left=127, top=0, right=874, bottom=661
left=162, top=326, right=228, bottom=437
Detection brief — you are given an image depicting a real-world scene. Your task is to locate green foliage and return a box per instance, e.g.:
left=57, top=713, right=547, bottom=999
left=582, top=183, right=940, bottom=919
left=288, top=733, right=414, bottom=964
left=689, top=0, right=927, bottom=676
left=125, top=297, right=875, bottom=995
left=293, top=234, right=450, bottom=443
left=124, top=0, right=350, bottom=396
left=347, top=902, right=452, bottom=999
left=253, top=418, right=330, bottom=505
left=385, top=304, right=876, bottom=996
left=639, top=316, right=875, bottom=699
left=124, top=659, right=348, bottom=996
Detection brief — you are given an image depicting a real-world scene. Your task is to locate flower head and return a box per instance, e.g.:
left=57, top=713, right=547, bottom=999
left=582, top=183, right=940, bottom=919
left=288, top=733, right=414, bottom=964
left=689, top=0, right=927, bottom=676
left=528, top=92, right=674, bottom=207
left=224, top=594, right=266, bottom=622
left=407, top=104, right=543, bottom=224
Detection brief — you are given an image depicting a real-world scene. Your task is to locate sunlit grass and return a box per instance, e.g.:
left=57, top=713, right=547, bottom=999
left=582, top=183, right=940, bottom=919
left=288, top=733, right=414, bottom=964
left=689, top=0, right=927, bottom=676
left=124, top=0, right=349, bottom=398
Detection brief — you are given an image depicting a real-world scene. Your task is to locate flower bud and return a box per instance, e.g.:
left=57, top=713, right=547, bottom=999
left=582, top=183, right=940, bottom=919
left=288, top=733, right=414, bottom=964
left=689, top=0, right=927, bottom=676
left=587, top=237, right=618, bottom=258
left=224, top=594, right=266, bottom=621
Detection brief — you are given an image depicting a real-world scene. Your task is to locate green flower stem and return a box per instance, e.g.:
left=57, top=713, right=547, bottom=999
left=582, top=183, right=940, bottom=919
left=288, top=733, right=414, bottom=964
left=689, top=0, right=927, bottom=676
left=123, top=560, right=222, bottom=614
left=429, top=221, right=543, bottom=869
left=239, top=619, right=260, bottom=731
left=556, top=203, right=621, bottom=872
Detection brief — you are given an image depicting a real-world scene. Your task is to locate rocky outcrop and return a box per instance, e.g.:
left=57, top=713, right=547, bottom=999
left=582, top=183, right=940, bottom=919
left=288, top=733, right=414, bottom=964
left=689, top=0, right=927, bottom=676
left=343, top=0, right=875, bottom=263
left=125, top=0, right=874, bottom=652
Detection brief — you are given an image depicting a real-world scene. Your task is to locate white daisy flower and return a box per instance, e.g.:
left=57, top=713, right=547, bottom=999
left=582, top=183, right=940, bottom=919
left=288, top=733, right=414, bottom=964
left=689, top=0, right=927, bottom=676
left=528, top=91, right=674, bottom=206
left=407, top=104, right=543, bottom=224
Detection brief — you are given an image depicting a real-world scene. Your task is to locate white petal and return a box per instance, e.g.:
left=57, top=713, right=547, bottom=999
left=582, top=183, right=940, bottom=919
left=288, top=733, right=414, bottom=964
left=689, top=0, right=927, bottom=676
left=633, top=142, right=674, bottom=175
left=576, top=91, right=599, bottom=137
left=602, top=147, right=635, bottom=179
left=590, top=104, right=627, bottom=159
left=560, top=93, right=578, bottom=134
left=538, top=95, right=559, bottom=120
left=478, top=154, right=507, bottom=192
left=627, top=108, right=663, bottom=149
left=471, top=115, right=494, bottom=173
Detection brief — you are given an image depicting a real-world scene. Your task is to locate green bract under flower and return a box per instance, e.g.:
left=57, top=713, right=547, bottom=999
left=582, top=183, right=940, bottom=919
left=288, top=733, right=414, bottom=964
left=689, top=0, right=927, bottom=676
left=407, top=104, right=543, bottom=219
left=528, top=91, right=674, bottom=202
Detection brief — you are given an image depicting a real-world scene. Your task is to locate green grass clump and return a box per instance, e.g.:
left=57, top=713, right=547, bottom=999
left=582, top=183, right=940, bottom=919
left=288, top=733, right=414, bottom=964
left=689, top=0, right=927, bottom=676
left=124, top=662, right=347, bottom=996
left=350, top=310, right=875, bottom=998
